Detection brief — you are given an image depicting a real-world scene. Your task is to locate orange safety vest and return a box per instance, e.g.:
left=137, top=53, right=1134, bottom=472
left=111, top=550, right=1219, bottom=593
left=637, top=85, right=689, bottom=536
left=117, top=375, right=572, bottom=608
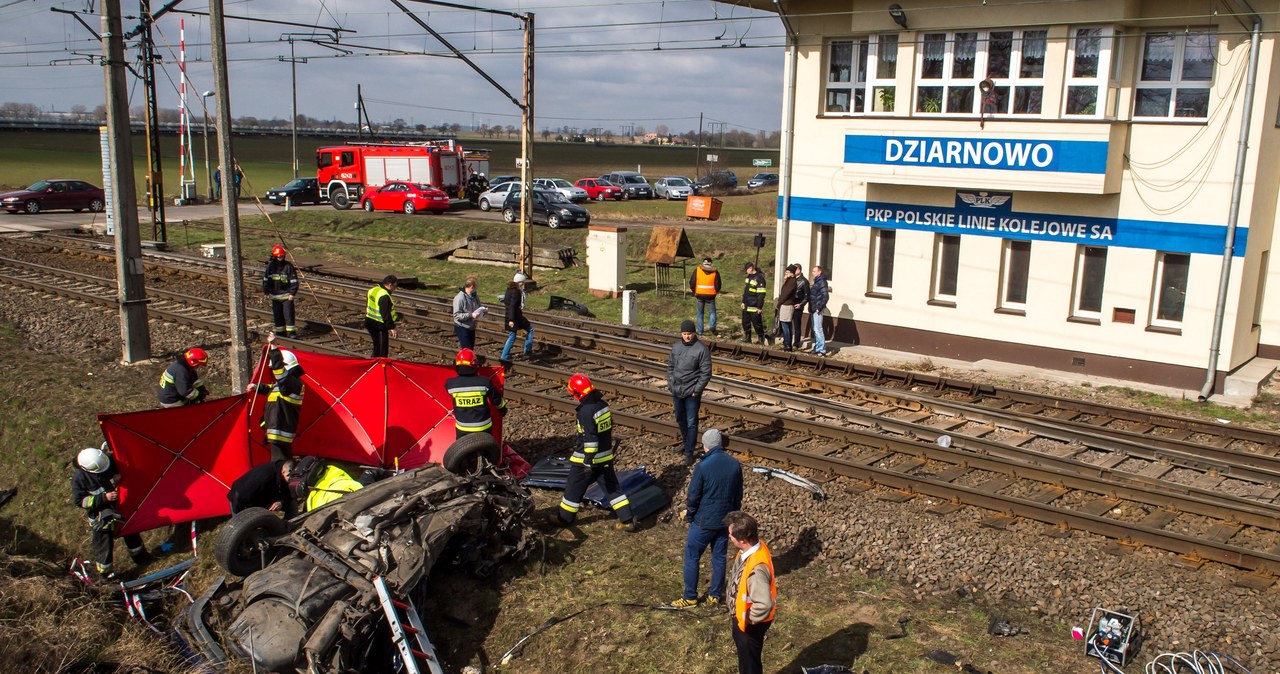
left=734, top=541, right=776, bottom=631
left=694, top=267, right=718, bottom=297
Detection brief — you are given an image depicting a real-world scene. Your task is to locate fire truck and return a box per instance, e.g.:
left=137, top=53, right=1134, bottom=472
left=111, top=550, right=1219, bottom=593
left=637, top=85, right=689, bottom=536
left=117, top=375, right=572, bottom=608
left=317, top=140, right=489, bottom=210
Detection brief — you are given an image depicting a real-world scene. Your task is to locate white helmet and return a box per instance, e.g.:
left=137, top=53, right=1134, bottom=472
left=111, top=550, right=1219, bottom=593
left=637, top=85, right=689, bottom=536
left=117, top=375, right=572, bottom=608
left=280, top=349, right=299, bottom=371
left=77, top=447, right=110, bottom=473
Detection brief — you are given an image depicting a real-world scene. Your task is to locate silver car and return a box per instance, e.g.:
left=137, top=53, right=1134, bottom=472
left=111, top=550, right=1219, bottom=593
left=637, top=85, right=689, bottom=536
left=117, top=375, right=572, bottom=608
left=477, top=181, right=520, bottom=211
left=653, top=176, right=694, bottom=200
left=533, top=178, right=590, bottom=203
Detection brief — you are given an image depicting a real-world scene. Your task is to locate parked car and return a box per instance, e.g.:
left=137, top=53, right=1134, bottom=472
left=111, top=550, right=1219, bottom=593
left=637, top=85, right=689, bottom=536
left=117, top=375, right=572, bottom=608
left=598, top=171, right=653, bottom=200
left=574, top=178, right=623, bottom=201
left=652, top=176, right=695, bottom=200
left=264, top=177, right=323, bottom=206
left=477, top=181, right=521, bottom=212
left=359, top=181, right=450, bottom=214
left=533, top=178, right=589, bottom=202
left=1, top=179, right=105, bottom=214
left=489, top=175, right=520, bottom=186
left=747, top=172, right=780, bottom=189
left=693, top=170, right=738, bottom=194
left=501, top=188, right=590, bottom=228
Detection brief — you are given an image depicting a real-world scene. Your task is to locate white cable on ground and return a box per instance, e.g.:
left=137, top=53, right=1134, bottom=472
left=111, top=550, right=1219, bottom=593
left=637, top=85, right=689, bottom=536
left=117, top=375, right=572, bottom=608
left=1144, top=650, right=1253, bottom=674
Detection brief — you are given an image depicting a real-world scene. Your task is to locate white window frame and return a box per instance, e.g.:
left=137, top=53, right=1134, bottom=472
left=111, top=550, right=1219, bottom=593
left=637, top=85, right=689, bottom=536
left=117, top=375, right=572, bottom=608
left=1063, top=26, right=1118, bottom=118
left=869, top=228, right=896, bottom=294
left=1134, top=29, right=1216, bottom=120
left=824, top=35, right=899, bottom=115
left=915, top=28, right=1046, bottom=117
left=1072, top=245, right=1108, bottom=320
left=1150, top=252, right=1190, bottom=328
left=931, top=234, right=961, bottom=303
left=999, top=239, right=1031, bottom=311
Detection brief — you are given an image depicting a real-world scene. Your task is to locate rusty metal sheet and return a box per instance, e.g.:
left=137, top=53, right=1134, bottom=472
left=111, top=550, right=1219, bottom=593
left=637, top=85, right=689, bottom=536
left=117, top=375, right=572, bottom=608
left=644, top=226, right=694, bottom=264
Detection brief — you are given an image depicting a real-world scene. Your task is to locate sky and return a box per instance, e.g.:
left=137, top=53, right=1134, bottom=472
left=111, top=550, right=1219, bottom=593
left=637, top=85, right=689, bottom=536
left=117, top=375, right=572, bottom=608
left=0, top=0, right=787, bottom=136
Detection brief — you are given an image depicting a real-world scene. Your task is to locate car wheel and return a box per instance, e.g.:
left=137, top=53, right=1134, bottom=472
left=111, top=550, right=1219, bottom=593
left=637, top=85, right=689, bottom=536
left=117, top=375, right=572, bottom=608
left=502, top=207, right=517, bottom=224
left=443, top=432, right=501, bottom=475
left=596, top=193, right=605, bottom=202
left=23, top=200, right=40, bottom=214
left=403, top=201, right=416, bottom=214
left=621, top=191, right=630, bottom=201
left=362, top=199, right=375, bottom=212
left=547, top=214, right=562, bottom=229
left=214, top=507, right=287, bottom=577
left=330, top=186, right=351, bottom=210
left=479, top=198, right=491, bottom=212
left=88, top=198, right=104, bottom=212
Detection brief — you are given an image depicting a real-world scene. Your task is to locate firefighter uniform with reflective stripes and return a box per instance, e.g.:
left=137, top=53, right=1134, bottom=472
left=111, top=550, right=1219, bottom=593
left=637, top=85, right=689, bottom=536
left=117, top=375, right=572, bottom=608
left=157, top=356, right=208, bottom=408
left=303, top=463, right=364, bottom=512
left=741, top=267, right=768, bottom=344
left=71, top=461, right=146, bottom=575
left=263, top=257, right=300, bottom=336
left=445, top=366, right=506, bottom=439
left=365, top=283, right=399, bottom=358
left=556, top=389, right=633, bottom=525
left=250, top=349, right=306, bottom=460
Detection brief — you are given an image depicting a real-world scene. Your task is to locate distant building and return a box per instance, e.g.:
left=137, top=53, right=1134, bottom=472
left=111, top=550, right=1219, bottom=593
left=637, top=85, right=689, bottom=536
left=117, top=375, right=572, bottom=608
left=747, top=0, right=1280, bottom=391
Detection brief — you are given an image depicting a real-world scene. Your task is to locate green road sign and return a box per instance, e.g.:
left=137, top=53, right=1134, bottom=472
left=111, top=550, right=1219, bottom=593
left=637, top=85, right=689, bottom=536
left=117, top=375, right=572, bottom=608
left=752, top=159, right=772, bottom=167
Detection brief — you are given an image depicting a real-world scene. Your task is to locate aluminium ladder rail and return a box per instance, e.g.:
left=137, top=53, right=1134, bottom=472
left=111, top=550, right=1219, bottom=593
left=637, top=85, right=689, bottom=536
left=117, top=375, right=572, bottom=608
left=374, top=576, right=445, bottom=674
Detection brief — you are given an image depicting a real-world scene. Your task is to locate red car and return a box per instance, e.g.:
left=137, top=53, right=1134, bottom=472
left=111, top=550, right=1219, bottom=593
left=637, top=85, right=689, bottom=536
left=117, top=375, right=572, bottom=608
left=574, top=178, right=623, bottom=202
left=1, top=179, right=105, bottom=214
left=359, top=182, right=450, bottom=214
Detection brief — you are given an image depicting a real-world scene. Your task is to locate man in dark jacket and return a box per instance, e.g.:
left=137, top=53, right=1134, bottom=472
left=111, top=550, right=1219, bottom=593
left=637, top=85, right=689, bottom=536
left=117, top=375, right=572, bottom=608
left=552, top=374, right=637, bottom=531
left=158, top=347, right=209, bottom=408
left=72, top=445, right=149, bottom=578
left=667, top=319, right=713, bottom=465
left=262, top=244, right=300, bottom=337
left=227, top=459, right=296, bottom=518
left=501, top=272, right=535, bottom=362
left=445, top=347, right=506, bottom=439
left=740, top=262, right=768, bottom=344
left=245, top=335, right=305, bottom=460
left=688, top=257, right=722, bottom=335
left=790, top=264, right=809, bottom=348
left=809, top=265, right=830, bottom=356
left=670, top=428, right=743, bottom=607
left=365, top=275, right=398, bottom=358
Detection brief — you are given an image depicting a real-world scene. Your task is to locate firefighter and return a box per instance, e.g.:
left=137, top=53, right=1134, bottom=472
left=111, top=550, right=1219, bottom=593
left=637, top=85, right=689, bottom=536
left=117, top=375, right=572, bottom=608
left=71, top=445, right=149, bottom=579
left=365, top=275, right=399, bottom=358
left=263, top=244, right=299, bottom=338
left=245, top=334, right=305, bottom=460
left=740, top=261, right=768, bottom=345
left=551, top=374, right=638, bottom=532
left=158, top=347, right=210, bottom=408
left=445, top=348, right=506, bottom=439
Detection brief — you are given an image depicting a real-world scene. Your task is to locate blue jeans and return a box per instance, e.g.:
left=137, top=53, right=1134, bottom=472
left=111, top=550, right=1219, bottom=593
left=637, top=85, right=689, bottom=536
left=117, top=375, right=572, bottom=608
left=672, top=394, right=701, bottom=456
left=779, top=321, right=793, bottom=349
left=695, top=298, right=717, bottom=333
left=812, top=311, right=826, bottom=354
left=501, top=326, right=534, bottom=360
left=683, top=523, right=729, bottom=600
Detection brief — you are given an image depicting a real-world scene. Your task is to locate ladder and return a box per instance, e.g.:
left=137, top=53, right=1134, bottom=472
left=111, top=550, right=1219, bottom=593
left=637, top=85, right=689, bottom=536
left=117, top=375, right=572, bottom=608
left=373, top=576, right=445, bottom=674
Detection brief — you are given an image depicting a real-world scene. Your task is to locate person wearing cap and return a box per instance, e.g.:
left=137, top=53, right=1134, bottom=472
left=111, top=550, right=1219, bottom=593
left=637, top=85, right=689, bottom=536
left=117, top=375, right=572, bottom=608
left=740, top=261, right=769, bottom=345
left=670, top=428, right=742, bottom=608
left=790, top=265, right=810, bottom=349
left=776, top=266, right=797, bottom=352
left=365, top=275, right=399, bottom=358
left=501, top=272, right=535, bottom=362
left=71, top=444, right=149, bottom=579
left=445, top=347, right=506, bottom=439
left=668, top=319, right=712, bottom=464
left=688, top=257, right=722, bottom=335
left=452, top=276, right=487, bottom=350
left=158, top=347, right=210, bottom=408
left=245, top=333, right=305, bottom=460
left=553, top=374, right=638, bottom=532
left=262, top=244, right=299, bottom=338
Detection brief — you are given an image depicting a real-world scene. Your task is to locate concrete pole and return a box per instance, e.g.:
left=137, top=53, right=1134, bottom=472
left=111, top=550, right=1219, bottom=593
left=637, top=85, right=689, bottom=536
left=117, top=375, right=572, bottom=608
left=518, top=14, right=535, bottom=276
left=209, top=0, right=250, bottom=392
left=102, top=0, right=151, bottom=363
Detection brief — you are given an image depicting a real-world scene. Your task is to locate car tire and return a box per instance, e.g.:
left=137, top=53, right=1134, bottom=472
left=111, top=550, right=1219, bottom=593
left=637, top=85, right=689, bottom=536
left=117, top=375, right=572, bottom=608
left=547, top=214, right=561, bottom=229
left=479, top=198, right=492, bottom=212
left=215, top=507, right=287, bottom=577
left=362, top=200, right=375, bottom=212
left=403, top=201, right=416, bottom=215
left=443, top=433, right=501, bottom=475
left=596, top=193, right=606, bottom=202
left=621, top=191, right=630, bottom=201
left=330, top=186, right=351, bottom=210
left=502, top=207, right=517, bottom=224
left=23, top=200, right=40, bottom=214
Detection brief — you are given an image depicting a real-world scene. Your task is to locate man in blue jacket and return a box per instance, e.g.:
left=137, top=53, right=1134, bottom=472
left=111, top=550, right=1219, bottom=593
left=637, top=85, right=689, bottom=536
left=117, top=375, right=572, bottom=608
left=670, top=428, right=743, bottom=607
left=809, top=265, right=830, bottom=356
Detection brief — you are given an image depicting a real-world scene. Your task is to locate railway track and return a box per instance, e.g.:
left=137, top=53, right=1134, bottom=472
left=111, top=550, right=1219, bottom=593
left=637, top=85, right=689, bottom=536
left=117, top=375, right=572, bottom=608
left=4, top=233, right=1280, bottom=580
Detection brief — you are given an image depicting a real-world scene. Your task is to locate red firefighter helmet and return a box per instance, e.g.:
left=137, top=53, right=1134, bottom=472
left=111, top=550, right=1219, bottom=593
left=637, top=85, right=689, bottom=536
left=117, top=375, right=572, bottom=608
left=567, top=373, right=593, bottom=399
left=455, top=348, right=477, bottom=367
left=271, top=244, right=286, bottom=258
left=184, top=347, right=209, bottom=368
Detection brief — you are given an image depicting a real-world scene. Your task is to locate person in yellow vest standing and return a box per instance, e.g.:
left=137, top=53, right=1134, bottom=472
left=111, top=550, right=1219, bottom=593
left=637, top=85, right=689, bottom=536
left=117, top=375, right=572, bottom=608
left=725, top=510, right=775, bottom=674
left=688, top=257, right=722, bottom=335
left=365, top=275, right=399, bottom=358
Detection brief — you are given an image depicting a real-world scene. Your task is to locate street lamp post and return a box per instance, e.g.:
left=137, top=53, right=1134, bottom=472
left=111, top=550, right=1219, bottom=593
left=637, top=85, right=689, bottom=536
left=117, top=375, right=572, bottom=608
left=201, top=90, right=214, bottom=200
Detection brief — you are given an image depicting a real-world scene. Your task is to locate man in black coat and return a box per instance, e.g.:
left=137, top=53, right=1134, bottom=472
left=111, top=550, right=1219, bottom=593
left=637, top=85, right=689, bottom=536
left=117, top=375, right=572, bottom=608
left=227, top=459, right=296, bottom=518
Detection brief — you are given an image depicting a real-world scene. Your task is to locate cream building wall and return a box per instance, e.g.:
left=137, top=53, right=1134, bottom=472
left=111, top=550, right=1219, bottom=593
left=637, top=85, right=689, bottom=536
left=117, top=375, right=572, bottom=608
left=766, top=0, right=1278, bottom=388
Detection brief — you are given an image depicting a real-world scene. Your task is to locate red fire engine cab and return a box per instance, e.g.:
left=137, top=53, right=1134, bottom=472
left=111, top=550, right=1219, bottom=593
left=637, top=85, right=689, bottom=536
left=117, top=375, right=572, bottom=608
left=317, top=141, right=488, bottom=210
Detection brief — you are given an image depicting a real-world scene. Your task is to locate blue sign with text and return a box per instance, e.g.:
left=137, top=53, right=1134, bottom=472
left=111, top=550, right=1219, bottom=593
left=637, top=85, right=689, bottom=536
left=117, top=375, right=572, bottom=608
left=844, top=134, right=1109, bottom=174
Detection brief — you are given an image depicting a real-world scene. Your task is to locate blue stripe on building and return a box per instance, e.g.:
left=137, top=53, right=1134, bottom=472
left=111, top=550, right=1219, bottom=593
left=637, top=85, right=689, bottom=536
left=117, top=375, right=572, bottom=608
left=784, top=196, right=1246, bottom=257
left=843, top=134, right=1110, bottom=175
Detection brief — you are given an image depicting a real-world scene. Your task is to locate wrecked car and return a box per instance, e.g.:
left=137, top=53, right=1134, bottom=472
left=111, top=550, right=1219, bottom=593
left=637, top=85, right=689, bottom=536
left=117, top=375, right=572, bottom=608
left=183, top=434, right=535, bottom=673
